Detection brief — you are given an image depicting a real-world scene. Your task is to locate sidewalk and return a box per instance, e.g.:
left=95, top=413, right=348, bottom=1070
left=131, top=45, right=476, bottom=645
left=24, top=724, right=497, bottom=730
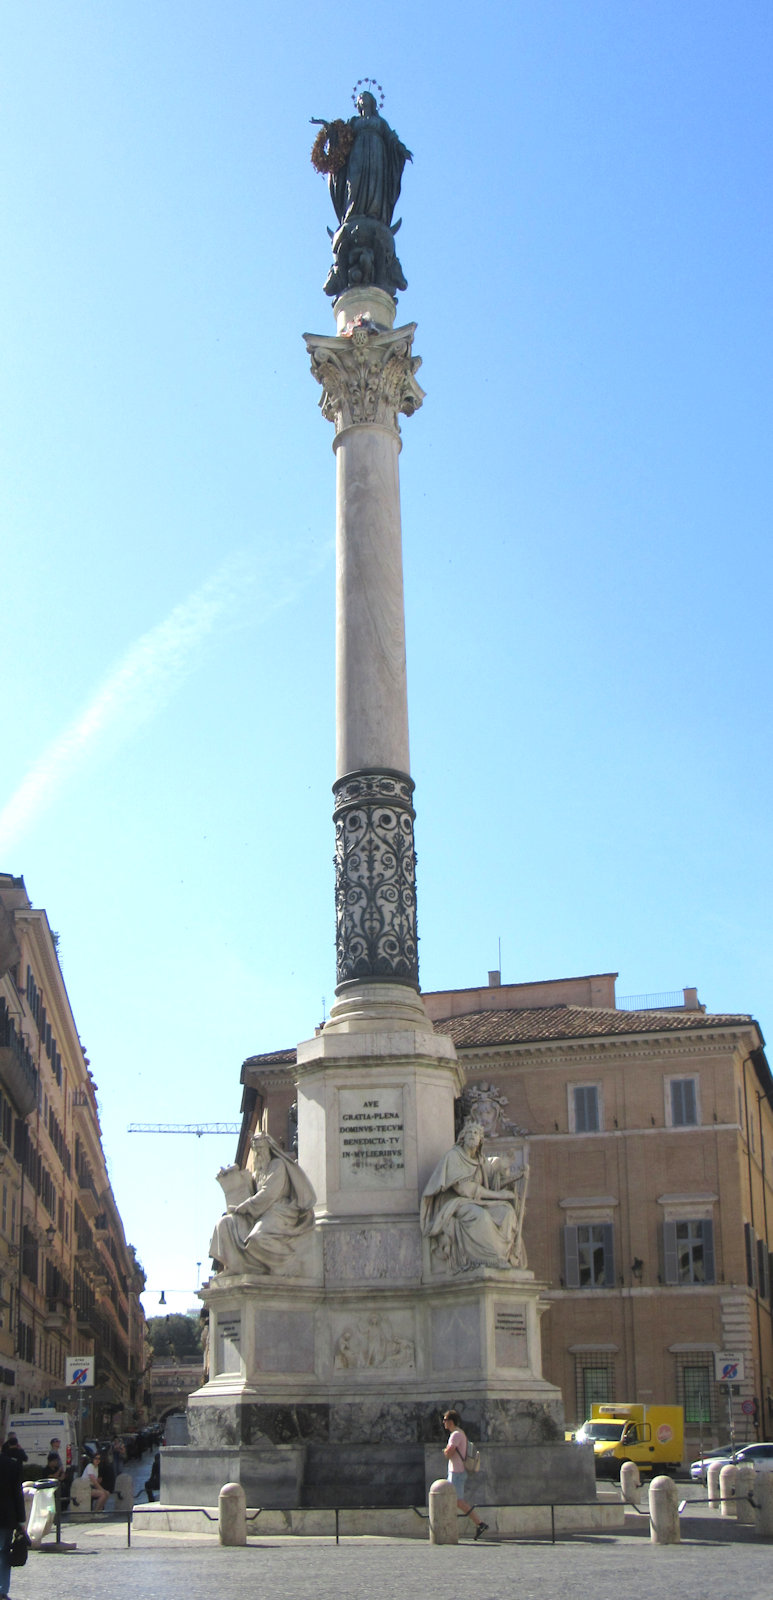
left=18, top=1510, right=773, bottom=1600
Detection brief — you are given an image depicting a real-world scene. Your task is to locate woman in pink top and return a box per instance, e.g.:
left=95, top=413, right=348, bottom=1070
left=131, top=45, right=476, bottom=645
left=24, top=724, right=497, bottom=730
left=442, top=1410, right=488, bottom=1539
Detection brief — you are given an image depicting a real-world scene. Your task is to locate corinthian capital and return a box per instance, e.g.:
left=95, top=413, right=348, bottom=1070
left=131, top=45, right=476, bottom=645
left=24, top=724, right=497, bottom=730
left=304, top=322, right=424, bottom=434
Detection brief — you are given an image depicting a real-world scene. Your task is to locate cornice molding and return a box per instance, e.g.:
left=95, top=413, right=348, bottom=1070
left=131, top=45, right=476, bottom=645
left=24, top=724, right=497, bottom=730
left=568, top=1343, right=620, bottom=1353
left=526, top=1124, right=740, bottom=1143
left=657, top=1192, right=718, bottom=1206
left=459, top=1025, right=757, bottom=1074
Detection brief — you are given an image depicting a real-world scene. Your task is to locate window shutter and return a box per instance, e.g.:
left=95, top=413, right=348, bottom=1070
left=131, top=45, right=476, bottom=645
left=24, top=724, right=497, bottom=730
left=586, top=1088, right=599, bottom=1132
left=602, top=1223, right=615, bottom=1286
left=702, top=1220, right=715, bottom=1285
left=564, top=1225, right=580, bottom=1288
left=756, top=1238, right=769, bottom=1300
left=745, top=1222, right=756, bottom=1288
left=663, top=1220, right=679, bottom=1284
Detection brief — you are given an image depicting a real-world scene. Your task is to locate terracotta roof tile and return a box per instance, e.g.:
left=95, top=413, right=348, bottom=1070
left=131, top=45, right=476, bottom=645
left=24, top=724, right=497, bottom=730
left=242, top=1047, right=297, bottom=1069
left=242, top=1006, right=755, bottom=1067
left=432, top=1005, right=754, bottom=1049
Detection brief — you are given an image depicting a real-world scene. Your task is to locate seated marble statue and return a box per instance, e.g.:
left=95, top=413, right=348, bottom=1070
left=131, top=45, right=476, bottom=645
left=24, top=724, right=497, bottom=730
left=420, top=1118, right=525, bottom=1273
left=209, top=1131, right=316, bottom=1275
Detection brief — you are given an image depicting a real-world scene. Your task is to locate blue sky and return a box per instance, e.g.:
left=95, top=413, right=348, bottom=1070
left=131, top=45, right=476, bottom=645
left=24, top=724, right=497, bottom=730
left=1, top=1, right=771, bottom=1316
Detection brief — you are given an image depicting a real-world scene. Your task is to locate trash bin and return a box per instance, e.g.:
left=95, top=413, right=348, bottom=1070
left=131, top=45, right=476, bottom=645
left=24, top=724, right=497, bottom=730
left=27, top=1478, right=59, bottom=1548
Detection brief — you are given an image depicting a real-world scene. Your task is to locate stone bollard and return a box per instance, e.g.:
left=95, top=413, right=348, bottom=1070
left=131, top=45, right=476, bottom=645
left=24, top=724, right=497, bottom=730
left=69, top=1477, right=91, bottom=1513
left=218, top=1481, right=247, bottom=1546
left=754, top=1471, right=773, bottom=1536
left=735, top=1463, right=756, bottom=1525
left=707, top=1459, right=723, bottom=1510
left=620, top=1461, right=641, bottom=1505
left=429, top=1478, right=458, bottom=1545
left=649, top=1474, right=680, bottom=1544
left=719, top=1461, right=739, bottom=1518
left=114, top=1473, right=135, bottom=1514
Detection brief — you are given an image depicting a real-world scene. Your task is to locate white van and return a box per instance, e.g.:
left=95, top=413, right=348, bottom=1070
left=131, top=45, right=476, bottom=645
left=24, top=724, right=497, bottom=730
left=7, top=1408, right=78, bottom=1469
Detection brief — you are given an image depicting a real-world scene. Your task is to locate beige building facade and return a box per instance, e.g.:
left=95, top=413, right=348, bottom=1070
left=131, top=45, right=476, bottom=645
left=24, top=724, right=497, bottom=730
left=149, top=1357, right=204, bottom=1417
left=0, top=874, right=150, bottom=1437
left=239, top=970, right=772, bottom=1457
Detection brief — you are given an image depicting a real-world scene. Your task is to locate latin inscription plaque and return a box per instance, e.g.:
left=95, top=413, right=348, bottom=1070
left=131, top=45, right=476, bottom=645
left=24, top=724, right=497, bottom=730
left=216, top=1312, right=242, bottom=1375
left=338, top=1087, right=405, bottom=1189
left=494, top=1304, right=528, bottom=1369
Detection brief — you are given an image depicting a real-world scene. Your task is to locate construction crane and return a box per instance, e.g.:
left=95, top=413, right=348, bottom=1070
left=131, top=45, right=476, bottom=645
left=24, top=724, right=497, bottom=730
left=127, top=1123, right=240, bottom=1138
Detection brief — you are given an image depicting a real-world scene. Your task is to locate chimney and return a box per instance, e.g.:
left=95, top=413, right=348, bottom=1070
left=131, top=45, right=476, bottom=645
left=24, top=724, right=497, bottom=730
left=488, top=970, right=501, bottom=988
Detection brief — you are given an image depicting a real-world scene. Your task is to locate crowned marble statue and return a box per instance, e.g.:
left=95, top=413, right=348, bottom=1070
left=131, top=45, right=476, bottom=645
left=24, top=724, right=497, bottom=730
left=311, top=80, right=411, bottom=299
left=209, top=1131, right=316, bottom=1276
left=420, top=1119, right=528, bottom=1274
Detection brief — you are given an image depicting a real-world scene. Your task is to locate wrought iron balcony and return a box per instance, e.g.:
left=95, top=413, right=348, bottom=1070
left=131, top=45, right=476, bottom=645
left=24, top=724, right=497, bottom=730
left=43, top=1296, right=70, bottom=1331
left=0, top=1006, right=38, bottom=1118
left=75, top=1301, right=102, bottom=1338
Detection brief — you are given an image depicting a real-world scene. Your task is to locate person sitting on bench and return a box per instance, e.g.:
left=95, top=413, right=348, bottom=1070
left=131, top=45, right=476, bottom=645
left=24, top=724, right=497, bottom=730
left=79, top=1451, right=109, bottom=1512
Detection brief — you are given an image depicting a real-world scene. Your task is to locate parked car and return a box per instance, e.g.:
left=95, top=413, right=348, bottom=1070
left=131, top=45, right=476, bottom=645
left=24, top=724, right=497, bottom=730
left=690, top=1445, right=735, bottom=1482
left=690, top=1442, right=773, bottom=1481
left=734, top=1443, right=773, bottom=1472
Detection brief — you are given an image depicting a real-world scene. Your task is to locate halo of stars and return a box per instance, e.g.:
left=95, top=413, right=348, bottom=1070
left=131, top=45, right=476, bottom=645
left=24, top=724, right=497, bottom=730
left=351, top=78, right=385, bottom=110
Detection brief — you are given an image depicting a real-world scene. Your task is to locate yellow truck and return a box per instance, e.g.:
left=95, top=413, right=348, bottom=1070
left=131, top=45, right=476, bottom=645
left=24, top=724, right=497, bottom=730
left=574, top=1402, right=684, bottom=1478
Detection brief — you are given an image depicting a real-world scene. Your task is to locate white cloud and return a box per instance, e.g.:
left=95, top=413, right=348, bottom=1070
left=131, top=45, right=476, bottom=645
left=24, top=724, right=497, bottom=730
left=0, top=540, right=331, bottom=852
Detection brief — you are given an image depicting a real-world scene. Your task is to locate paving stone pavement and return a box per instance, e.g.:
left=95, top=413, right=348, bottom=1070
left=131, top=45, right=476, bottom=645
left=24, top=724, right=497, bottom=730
left=9, top=1523, right=773, bottom=1600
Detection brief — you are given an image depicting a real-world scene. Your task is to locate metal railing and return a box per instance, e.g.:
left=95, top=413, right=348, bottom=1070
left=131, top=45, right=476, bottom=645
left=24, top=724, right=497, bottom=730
left=617, top=990, right=685, bottom=1011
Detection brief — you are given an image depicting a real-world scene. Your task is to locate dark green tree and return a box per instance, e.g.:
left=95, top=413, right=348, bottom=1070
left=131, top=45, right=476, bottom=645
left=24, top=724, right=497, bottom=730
left=146, top=1313, right=202, bottom=1360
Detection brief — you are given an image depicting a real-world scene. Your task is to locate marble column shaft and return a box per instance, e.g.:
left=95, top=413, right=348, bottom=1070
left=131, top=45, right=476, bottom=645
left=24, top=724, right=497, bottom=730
left=304, top=288, right=425, bottom=994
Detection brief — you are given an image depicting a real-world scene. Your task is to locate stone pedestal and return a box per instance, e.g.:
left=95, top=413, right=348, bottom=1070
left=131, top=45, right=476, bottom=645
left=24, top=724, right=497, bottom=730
left=169, top=1002, right=580, bottom=1509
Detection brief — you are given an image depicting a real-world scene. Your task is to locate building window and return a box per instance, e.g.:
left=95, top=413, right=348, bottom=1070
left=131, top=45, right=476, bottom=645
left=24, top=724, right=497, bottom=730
left=21, top=1226, right=38, bottom=1287
left=745, top=1221, right=756, bottom=1288
left=676, top=1358, right=714, bottom=1426
left=663, top=1219, right=714, bottom=1284
left=757, top=1237, right=770, bottom=1300
left=569, top=1084, right=601, bottom=1133
left=564, top=1223, right=615, bottom=1288
left=575, top=1355, right=615, bottom=1420
left=18, top=1320, right=34, bottom=1364
left=668, top=1077, right=698, bottom=1127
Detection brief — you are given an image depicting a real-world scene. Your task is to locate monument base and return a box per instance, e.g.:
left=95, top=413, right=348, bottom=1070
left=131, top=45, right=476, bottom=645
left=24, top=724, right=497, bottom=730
left=168, top=1263, right=595, bottom=1509
left=137, top=1495, right=623, bottom=1539
left=161, top=1436, right=594, bottom=1511
left=184, top=983, right=589, bottom=1513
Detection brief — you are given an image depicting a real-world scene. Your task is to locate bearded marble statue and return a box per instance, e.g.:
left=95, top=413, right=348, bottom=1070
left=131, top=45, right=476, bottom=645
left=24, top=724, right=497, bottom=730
left=209, top=1132, right=316, bottom=1276
left=420, top=1119, right=528, bottom=1274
